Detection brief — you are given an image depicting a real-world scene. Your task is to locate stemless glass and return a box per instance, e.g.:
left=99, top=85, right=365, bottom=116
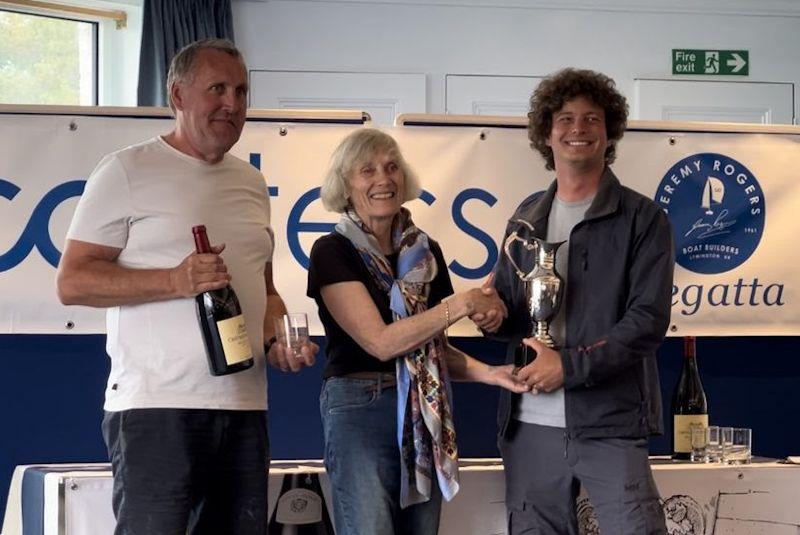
left=690, top=424, right=709, bottom=462
left=274, top=313, right=310, bottom=358
left=705, top=425, right=723, bottom=463
left=724, top=428, right=752, bottom=464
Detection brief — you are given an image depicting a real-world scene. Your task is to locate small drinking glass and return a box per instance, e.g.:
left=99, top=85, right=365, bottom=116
left=273, top=313, right=310, bottom=358
left=705, top=425, right=723, bottom=463
left=720, top=426, right=734, bottom=462
left=690, top=425, right=708, bottom=462
left=724, top=428, right=752, bottom=464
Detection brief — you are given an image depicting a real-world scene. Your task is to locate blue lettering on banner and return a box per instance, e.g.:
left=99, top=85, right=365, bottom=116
left=3, top=179, right=498, bottom=281
left=249, top=153, right=279, bottom=196
left=671, top=278, right=785, bottom=316
left=0, top=179, right=86, bottom=272
left=417, top=190, right=436, bottom=206
left=449, top=188, right=498, bottom=279
left=287, top=187, right=336, bottom=270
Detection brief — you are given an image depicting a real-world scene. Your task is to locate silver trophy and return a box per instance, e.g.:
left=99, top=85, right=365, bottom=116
left=503, top=219, right=566, bottom=350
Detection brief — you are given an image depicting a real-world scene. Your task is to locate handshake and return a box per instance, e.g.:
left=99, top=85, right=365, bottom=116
left=453, top=274, right=508, bottom=334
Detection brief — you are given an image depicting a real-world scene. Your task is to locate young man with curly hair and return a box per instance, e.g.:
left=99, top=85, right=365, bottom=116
left=490, top=68, right=674, bottom=534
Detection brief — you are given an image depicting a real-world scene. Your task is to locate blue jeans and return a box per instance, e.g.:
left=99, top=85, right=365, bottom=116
left=320, top=376, right=442, bottom=535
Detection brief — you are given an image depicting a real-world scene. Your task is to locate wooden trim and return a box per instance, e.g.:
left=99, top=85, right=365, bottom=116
left=0, top=104, right=371, bottom=124
left=395, top=113, right=800, bottom=134
left=0, top=0, right=127, bottom=29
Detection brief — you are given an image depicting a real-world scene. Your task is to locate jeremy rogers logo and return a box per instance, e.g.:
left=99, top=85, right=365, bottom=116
left=655, top=153, right=765, bottom=274
left=656, top=153, right=784, bottom=317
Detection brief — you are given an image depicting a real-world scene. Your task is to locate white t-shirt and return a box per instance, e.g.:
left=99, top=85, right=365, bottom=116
left=67, top=136, right=273, bottom=411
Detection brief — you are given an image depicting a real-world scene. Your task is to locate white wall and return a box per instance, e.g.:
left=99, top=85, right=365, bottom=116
left=95, top=0, right=143, bottom=106
left=232, top=0, right=800, bottom=122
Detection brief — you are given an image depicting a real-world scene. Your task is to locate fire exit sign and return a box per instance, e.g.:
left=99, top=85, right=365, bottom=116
left=672, top=49, right=749, bottom=76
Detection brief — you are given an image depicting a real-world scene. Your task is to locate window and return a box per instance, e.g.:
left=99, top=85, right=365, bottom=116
left=0, top=9, right=98, bottom=105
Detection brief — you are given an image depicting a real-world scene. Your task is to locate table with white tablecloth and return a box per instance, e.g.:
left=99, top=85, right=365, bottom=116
left=4, top=458, right=800, bottom=535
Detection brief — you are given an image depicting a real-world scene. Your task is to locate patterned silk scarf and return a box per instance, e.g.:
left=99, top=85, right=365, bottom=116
left=335, top=207, right=460, bottom=508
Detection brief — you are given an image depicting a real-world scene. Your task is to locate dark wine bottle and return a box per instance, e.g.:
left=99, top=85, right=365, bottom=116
left=192, top=225, right=253, bottom=376
left=268, top=473, right=334, bottom=534
left=671, top=336, right=708, bottom=460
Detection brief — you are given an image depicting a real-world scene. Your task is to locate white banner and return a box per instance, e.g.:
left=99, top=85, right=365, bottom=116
left=1, top=111, right=797, bottom=335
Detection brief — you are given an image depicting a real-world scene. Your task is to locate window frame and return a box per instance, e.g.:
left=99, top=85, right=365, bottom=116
left=0, top=7, right=100, bottom=105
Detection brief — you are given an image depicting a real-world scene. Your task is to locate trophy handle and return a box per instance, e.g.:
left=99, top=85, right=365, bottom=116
left=503, top=223, right=537, bottom=281
left=511, top=218, right=535, bottom=233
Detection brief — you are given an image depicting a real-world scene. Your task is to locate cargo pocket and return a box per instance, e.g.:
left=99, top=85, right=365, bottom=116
left=507, top=503, right=540, bottom=535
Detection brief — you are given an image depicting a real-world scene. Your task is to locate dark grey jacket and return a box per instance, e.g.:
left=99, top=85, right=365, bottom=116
left=492, top=168, right=675, bottom=439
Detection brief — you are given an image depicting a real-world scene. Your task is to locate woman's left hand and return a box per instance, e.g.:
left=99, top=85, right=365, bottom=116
left=486, top=364, right=530, bottom=393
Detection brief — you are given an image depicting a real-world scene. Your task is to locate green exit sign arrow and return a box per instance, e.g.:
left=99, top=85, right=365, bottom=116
left=672, top=49, right=749, bottom=76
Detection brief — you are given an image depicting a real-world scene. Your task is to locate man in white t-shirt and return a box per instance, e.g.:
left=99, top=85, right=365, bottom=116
left=56, top=39, right=317, bottom=535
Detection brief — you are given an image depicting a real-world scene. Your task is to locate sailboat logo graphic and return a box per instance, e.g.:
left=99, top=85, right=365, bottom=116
left=701, top=176, right=724, bottom=215
left=655, top=153, right=765, bottom=275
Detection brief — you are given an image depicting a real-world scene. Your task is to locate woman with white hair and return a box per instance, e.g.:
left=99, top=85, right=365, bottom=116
left=307, top=128, right=528, bottom=534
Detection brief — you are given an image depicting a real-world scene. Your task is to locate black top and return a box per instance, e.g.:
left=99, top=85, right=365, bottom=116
left=307, top=232, right=454, bottom=379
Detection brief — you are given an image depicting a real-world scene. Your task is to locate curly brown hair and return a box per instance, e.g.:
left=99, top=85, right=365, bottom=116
left=528, top=68, right=628, bottom=171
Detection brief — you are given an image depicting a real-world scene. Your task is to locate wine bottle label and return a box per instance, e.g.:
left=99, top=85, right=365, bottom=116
left=673, top=414, right=709, bottom=453
left=217, top=315, right=252, bottom=365
left=275, top=488, right=323, bottom=525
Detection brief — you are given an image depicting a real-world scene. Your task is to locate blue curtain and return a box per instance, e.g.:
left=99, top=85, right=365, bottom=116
left=137, top=0, right=235, bottom=106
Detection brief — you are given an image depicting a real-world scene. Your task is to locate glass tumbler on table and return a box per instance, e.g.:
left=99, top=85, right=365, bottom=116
left=690, top=424, right=708, bottom=462
left=724, top=427, right=752, bottom=464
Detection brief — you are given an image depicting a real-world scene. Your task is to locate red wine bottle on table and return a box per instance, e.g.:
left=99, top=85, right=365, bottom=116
left=671, top=336, right=708, bottom=460
left=192, top=225, right=253, bottom=376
